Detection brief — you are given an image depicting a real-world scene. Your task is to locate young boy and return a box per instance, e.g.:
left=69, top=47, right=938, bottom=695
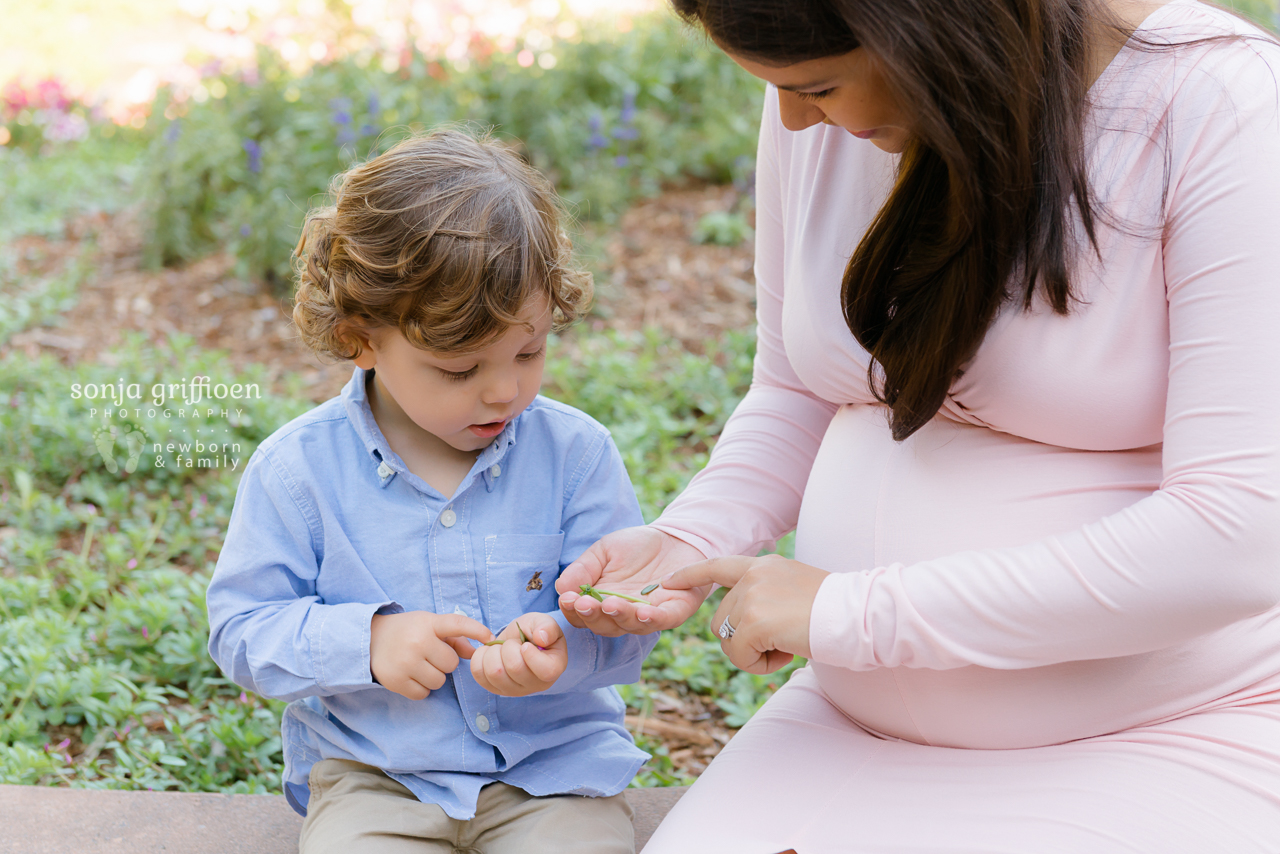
left=206, top=129, right=656, bottom=854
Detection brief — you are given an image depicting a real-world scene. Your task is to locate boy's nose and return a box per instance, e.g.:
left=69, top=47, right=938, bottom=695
left=482, top=372, right=520, bottom=404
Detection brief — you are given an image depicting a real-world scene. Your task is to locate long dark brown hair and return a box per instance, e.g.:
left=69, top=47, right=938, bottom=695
left=673, top=0, right=1124, bottom=440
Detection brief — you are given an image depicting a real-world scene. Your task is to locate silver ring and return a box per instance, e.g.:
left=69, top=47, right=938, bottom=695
left=718, top=616, right=736, bottom=640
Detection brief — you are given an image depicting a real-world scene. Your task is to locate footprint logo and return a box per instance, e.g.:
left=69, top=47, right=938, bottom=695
left=94, top=426, right=120, bottom=473
left=93, top=426, right=148, bottom=474
left=123, top=429, right=146, bottom=473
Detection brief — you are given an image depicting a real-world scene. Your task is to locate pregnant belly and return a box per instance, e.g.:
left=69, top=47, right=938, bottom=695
left=794, top=404, right=1280, bottom=748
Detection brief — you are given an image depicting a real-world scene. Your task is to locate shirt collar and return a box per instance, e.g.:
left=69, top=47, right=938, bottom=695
left=340, top=367, right=519, bottom=492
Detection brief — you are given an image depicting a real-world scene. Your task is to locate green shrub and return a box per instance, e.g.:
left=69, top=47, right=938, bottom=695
left=139, top=15, right=763, bottom=291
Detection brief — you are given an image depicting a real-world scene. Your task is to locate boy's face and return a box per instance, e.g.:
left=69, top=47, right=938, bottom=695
left=351, top=295, right=553, bottom=454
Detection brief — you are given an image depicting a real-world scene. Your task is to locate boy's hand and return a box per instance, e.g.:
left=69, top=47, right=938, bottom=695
left=370, top=611, right=493, bottom=701
left=470, top=612, right=567, bottom=697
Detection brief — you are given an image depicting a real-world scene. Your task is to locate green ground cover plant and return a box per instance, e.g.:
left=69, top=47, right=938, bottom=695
left=0, top=323, right=798, bottom=792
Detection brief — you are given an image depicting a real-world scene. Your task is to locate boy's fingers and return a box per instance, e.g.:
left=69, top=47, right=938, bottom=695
left=499, top=641, right=536, bottom=690
left=524, top=646, right=566, bottom=684
left=391, top=673, right=433, bottom=700
left=423, top=641, right=461, bottom=675
left=434, top=614, right=495, bottom=644
left=410, top=661, right=447, bottom=692
left=479, top=643, right=509, bottom=686
left=447, top=636, right=478, bottom=660
left=515, top=612, right=562, bottom=648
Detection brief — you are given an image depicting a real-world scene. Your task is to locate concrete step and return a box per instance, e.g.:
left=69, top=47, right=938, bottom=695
left=0, top=784, right=688, bottom=853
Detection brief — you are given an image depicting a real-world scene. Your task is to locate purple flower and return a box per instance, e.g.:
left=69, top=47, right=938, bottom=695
left=336, top=127, right=356, bottom=145
left=614, top=155, right=629, bottom=168
left=612, top=125, right=639, bottom=141
left=240, top=224, right=252, bottom=237
left=329, top=97, right=353, bottom=127
left=164, top=120, right=181, bottom=144
left=620, top=91, right=636, bottom=124
left=367, top=91, right=380, bottom=116
left=360, top=123, right=376, bottom=137
left=242, top=139, right=262, bottom=173
left=589, top=132, right=608, bottom=149
left=588, top=114, right=602, bottom=132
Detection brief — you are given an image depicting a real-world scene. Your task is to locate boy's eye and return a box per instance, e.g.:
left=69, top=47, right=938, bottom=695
left=797, top=88, right=834, bottom=101
left=440, top=367, right=477, bottom=382
left=516, top=348, right=545, bottom=362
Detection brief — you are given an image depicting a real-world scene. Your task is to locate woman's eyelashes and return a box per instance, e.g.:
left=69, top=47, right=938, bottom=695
left=797, top=88, right=835, bottom=101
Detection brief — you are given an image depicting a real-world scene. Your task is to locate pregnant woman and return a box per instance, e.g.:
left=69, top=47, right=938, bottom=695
left=558, top=0, right=1280, bottom=850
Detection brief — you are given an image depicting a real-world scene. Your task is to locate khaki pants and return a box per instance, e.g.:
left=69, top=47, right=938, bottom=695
left=299, top=759, right=636, bottom=854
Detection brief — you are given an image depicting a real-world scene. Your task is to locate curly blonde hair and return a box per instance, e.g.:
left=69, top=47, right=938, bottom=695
left=292, top=127, right=592, bottom=360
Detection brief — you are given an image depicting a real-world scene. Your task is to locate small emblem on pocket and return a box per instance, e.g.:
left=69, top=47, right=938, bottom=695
left=525, top=571, right=543, bottom=592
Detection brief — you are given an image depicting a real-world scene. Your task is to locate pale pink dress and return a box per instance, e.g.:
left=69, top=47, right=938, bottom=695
left=644, top=2, right=1280, bottom=851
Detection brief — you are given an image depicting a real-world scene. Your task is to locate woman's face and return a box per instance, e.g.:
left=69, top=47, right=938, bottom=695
left=726, top=49, right=910, bottom=153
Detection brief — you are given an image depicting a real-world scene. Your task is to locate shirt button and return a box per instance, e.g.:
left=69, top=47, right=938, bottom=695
left=376, top=462, right=392, bottom=478
left=440, top=508, right=457, bottom=527
left=489, top=464, right=501, bottom=478
left=475, top=714, right=490, bottom=733
left=453, top=605, right=466, bottom=616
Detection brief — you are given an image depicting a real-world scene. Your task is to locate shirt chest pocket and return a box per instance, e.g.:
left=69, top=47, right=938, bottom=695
left=483, top=533, right=565, bottom=625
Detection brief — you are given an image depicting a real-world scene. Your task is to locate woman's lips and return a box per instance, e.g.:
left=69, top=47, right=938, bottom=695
left=468, top=420, right=507, bottom=438
left=851, top=128, right=878, bottom=139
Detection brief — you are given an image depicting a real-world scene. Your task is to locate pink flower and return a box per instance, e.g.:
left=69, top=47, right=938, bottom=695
left=141, top=627, right=149, bottom=640
left=126, top=559, right=138, bottom=569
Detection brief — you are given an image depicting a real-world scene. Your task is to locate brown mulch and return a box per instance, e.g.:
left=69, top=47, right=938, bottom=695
left=4, top=183, right=756, bottom=781
left=8, top=184, right=755, bottom=407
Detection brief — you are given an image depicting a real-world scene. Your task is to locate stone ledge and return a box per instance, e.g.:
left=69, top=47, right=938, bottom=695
left=0, top=784, right=687, bottom=853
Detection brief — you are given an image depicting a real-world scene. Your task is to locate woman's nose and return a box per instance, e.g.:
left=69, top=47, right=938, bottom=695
left=776, top=91, right=827, bottom=132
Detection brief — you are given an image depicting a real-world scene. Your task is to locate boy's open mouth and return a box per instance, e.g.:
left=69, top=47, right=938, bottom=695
left=468, top=420, right=507, bottom=438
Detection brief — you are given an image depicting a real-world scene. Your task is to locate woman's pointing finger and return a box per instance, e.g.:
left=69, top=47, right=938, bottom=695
left=663, top=555, right=755, bottom=591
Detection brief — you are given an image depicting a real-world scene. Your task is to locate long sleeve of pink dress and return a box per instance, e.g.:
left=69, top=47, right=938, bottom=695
left=644, top=4, right=1280, bottom=852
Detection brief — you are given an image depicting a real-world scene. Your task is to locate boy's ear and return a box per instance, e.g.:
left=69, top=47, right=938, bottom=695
left=338, top=324, right=377, bottom=370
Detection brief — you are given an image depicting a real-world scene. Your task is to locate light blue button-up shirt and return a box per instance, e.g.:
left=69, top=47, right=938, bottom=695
left=207, top=368, right=655, bottom=818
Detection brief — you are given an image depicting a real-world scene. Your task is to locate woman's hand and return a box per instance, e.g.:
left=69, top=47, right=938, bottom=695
left=663, top=554, right=829, bottom=674
left=370, top=611, right=494, bottom=700
left=469, top=612, right=568, bottom=697
left=556, top=526, right=710, bottom=636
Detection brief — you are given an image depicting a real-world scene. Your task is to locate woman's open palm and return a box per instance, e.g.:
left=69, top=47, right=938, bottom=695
left=556, top=526, right=710, bottom=635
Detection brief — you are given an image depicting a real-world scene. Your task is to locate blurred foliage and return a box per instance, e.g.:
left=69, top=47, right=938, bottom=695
left=138, top=14, right=764, bottom=291
left=692, top=210, right=754, bottom=247
left=544, top=328, right=755, bottom=521
left=0, top=132, right=147, bottom=243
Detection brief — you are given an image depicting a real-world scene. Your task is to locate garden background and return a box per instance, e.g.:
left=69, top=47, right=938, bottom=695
left=1, top=0, right=1275, bottom=796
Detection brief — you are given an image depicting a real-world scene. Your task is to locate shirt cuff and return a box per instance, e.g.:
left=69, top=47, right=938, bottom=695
left=808, top=571, right=868, bottom=670
left=648, top=524, right=719, bottom=561
left=549, top=607, right=600, bottom=692
left=307, top=600, right=398, bottom=692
